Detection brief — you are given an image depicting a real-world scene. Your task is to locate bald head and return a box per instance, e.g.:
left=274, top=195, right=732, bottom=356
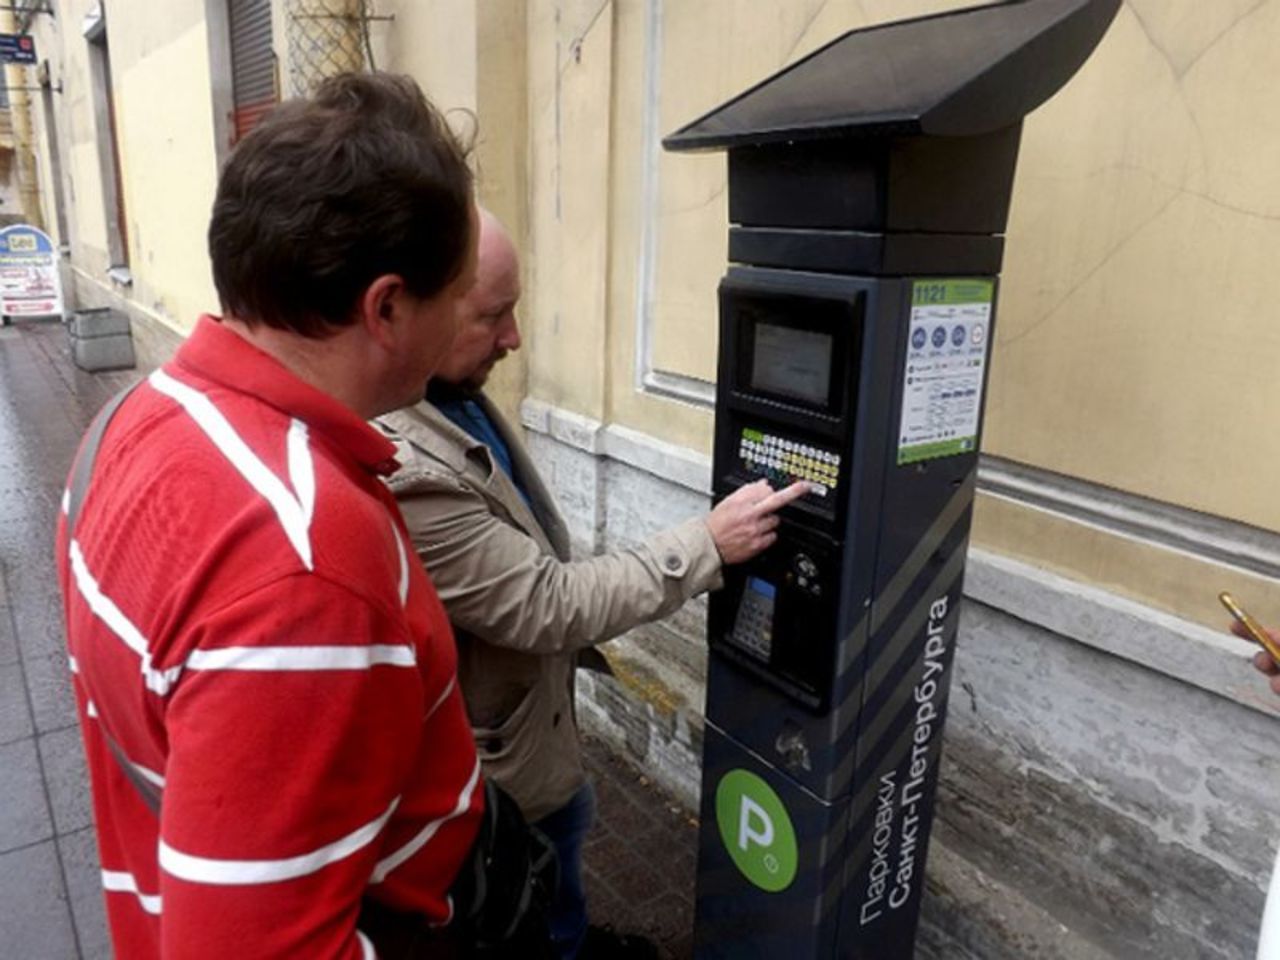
left=433, top=209, right=522, bottom=389
left=476, top=209, right=517, bottom=281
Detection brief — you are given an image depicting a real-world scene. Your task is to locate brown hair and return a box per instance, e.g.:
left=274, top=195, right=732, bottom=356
left=208, top=73, right=473, bottom=338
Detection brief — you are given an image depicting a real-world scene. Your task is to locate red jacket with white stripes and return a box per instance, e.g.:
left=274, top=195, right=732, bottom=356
left=56, top=316, right=483, bottom=959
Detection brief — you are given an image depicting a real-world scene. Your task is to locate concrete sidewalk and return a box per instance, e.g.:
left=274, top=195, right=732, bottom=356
left=0, top=317, right=136, bottom=959
left=0, top=316, right=983, bottom=960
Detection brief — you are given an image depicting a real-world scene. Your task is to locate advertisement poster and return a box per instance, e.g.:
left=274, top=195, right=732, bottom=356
left=0, top=225, right=64, bottom=320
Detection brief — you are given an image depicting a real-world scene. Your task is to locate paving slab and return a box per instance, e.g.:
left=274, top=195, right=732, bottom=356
left=0, top=839, right=81, bottom=960
left=0, top=566, right=17, bottom=667
left=0, top=321, right=119, bottom=958
left=26, top=650, right=80, bottom=735
left=59, top=828, right=113, bottom=960
left=582, top=736, right=698, bottom=959
left=0, top=658, right=34, bottom=744
left=0, top=737, right=54, bottom=854
left=40, top=725, right=94, bottom=837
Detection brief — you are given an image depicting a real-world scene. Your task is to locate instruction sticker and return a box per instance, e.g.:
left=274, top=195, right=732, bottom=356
left=897, top=279, right=993, bottom=465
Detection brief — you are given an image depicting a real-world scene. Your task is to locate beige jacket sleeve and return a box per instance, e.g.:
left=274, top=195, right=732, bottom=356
left=391, top=469, right=724, bottom=655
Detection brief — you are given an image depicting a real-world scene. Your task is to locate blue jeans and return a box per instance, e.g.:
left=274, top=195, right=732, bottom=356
left=533, top=783, right=596, bottom=960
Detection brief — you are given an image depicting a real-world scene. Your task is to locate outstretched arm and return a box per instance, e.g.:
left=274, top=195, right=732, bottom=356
left=705, top=478, right=812, bottom=563
left=394, top=474, right=808, bottom=654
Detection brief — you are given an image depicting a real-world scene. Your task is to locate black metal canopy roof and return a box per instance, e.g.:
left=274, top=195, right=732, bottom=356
left=664, top=0, right=1120, bottom=151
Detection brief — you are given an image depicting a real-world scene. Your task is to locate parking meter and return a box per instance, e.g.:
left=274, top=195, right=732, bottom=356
left=663, top=1, right=1121, bottom=956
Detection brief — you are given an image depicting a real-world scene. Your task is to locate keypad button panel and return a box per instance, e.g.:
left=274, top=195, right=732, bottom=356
left=738, top=427, right=842, bottom=498
left=731, top=577, right=777, bottom=661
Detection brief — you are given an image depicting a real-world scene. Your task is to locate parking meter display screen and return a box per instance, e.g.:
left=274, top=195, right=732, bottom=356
left=751, top=323, right=832, bottom=408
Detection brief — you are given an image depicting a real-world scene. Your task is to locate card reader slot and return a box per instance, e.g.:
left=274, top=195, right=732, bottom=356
left=708, top=520, right=841, bottom=711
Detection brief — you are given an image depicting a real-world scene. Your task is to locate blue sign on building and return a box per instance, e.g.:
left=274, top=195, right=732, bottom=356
left=0, top=33, right=37, bottom=66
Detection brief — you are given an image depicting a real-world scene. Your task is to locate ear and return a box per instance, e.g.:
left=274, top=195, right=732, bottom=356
left=358, top=274, right=406, bottom=351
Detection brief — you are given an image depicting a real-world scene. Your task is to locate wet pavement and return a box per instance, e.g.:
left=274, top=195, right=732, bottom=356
left=0, top=317, right=138, bottom=959
left=0, top=317, right=698, bottom=959
left=583, top=743, right=699, bottom=958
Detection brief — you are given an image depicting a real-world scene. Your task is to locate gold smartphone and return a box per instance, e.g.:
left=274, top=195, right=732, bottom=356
left=1219, top=592, right=1280, bottom=665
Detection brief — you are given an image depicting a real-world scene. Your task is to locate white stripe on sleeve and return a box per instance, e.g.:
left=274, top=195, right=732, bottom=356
left=159, top=797, right=400, bottom=886
left=149, top=369, right=315, bottom=571
left=133, top=761, right=166, bottom=789
left=185, top=644, right=416, bottom=672
left=69, top=539, right=182, bottom=695
left=392, top=518, right=410, bottom=608
left=288, top=418, right=316, bottom=527
left=370, top=758, right=481, bottom=884
left=102, top=870, right=163, bottom=915
left=357, top=930, right=377, bottom=960
left=425, top=676, right=456, bottom=720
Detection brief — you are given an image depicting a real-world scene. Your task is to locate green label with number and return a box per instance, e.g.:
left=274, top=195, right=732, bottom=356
left=911, top=278, right=994, bottom=306
left=714, top=769, right=798, bottom=892
left=898, top=278, right=994, bottom=465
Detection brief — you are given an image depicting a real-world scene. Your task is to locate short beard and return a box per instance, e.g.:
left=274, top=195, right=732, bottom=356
left=463, top=351, right=506, bottom=391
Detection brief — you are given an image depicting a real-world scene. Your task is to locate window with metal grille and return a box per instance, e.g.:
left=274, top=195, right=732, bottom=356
left=84, top=7, right=128, bottom=271
left=229, top=0, right=276, bottom=144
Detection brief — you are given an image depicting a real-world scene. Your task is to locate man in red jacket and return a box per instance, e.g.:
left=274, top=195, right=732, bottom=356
left=57, top=74, right=485, bottom=958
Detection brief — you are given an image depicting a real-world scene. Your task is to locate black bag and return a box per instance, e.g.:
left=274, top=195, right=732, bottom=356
left=360, top=779, right=560, bottom=959
left=451, top=779, right=560, bottom=957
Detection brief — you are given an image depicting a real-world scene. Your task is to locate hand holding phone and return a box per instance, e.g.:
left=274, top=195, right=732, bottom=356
left=1219, top=591, right=1280, bottom=666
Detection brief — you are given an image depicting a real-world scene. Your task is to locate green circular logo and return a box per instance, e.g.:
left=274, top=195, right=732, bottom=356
left=714, top=769, right=798, bottom=892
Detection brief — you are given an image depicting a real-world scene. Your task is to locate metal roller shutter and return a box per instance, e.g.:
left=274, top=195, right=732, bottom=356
left=230, top=0, right=276, bottom=143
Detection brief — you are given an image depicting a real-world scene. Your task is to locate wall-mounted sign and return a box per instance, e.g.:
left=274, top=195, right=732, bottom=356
left=0, top=33, right=37, bottom=65
left=0, top=225, right=64, bottom=319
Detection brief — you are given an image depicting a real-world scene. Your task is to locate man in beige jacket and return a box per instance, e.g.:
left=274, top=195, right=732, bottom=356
left=377, top=210, right=806, bottom=959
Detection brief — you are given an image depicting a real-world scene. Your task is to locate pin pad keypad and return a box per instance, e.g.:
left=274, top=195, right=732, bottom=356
left=731, top=576, right=777, bottom=661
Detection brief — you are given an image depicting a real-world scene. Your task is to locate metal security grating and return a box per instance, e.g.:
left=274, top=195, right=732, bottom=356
left=285, top=0, right=372, bottom=98
left=229, top=0, right=276, bottom=143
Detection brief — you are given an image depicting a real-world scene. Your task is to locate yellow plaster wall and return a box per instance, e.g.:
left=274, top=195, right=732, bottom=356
left=109, top=13, right=222, bottom=332
left=976, top=0, right=1280, bottom=625
left=606, top=1, right=987, bottom=453
left=988, top=0, right=1280, bottom=531
left=523, top=0, right=613, bottom=421
left=41, top=0, right=219, bottom=334
left=68, top=141, right=107, bottom=251
left=375, top=0, right=532, bottom=424
left=643, top=1, right=964, bottom=385
left=579, top=0, right=1280, bottom=527
left=513, top=0, right=1280, bottom=629
left=975, top=492, right=1280, bottom=633
left=54, top=0, right=113, bottom=268
left=474, top=0, right=530, bottom=425
left=379, top=0, right=477, bottom=115
left=32, top=0, right=1278, bottom=629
